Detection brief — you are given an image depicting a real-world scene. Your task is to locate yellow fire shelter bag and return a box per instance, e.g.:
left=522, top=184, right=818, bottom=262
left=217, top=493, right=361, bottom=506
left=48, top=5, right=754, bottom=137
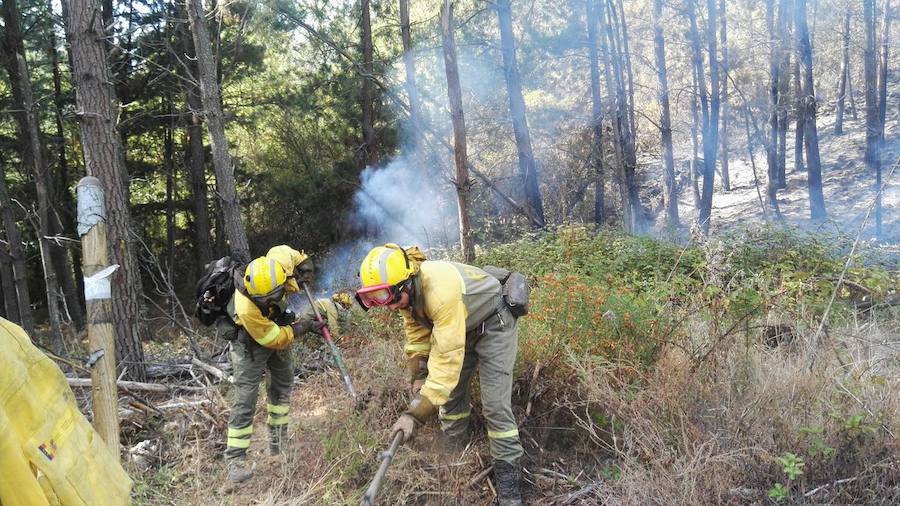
left=0, top=317, right=132, bottom=505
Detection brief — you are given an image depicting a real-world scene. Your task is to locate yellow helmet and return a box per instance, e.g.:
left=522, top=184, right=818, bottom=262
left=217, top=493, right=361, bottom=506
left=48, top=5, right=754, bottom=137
left=244, top=256, right=287, bottom=297
left=359, top=244, right=415, bottom=288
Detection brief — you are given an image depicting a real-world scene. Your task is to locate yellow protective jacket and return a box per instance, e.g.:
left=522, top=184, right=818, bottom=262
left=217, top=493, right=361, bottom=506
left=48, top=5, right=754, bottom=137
left=401, top=261, right=503, bottom=406
left=232, top=245, right=309, bottom=350
left=0, top=318, right=132, bottom=505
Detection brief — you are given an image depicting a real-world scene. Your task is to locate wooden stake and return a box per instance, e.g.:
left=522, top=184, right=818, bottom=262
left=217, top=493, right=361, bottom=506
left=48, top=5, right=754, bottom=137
left=76, top=176, right=120, bottom=456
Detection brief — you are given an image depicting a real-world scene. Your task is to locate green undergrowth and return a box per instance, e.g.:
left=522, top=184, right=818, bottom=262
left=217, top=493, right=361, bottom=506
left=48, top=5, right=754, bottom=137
left=478, top=225, right=896, bottom=375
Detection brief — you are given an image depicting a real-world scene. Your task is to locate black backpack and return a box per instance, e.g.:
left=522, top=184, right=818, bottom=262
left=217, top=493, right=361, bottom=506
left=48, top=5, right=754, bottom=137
left=194, top=256, right=242, bottom=326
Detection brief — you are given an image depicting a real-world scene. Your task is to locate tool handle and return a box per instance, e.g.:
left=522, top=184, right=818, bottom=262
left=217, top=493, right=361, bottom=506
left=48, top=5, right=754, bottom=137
left=360, top=430, right=404, bottom=506
left=300, top=282, right=358, bottom=401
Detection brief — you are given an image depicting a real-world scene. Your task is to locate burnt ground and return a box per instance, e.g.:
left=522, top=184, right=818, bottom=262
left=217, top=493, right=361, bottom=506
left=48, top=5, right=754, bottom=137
left=645, top=108, right=900, bottom=245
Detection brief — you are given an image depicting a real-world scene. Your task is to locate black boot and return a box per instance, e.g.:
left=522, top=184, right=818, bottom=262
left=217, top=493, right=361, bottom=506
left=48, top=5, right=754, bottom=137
left=493, top=459, right=523, bottom=506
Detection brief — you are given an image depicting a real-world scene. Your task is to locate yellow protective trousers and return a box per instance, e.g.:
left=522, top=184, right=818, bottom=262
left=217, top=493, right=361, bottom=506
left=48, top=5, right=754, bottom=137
left=0, top=318, right=132, bottom=505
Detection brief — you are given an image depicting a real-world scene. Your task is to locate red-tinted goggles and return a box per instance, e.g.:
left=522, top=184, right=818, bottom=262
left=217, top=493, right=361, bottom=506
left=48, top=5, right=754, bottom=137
left=355, top=283, right=402, bottom=308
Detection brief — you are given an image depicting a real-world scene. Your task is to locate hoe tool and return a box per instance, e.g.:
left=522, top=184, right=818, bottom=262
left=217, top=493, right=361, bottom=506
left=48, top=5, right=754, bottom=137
left=300, top=282, right=358, bottom=403
left=360, top=430, right=404, bottom=506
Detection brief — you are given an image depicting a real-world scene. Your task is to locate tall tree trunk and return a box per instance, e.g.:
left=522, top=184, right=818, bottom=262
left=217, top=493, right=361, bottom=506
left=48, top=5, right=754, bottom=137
left=399, top=0, right=425, bottom=165
left=613, top=0, right=636, bottom=141
left=775, top=0, right=789, bottom=189
left=186, top=0, right=249, bottom=261
left=1, top=0, right=64, bottom=346
left=603, top=0, right=641, bottom=232
left=718, top=0, right=730, bottom=192
left=178, top=15, right=213, bottom=270
left=766, top=0, right=782, bottom=201
left=690, top=56, right=702, bottom=210
left=47, top=0, right=85, bottom=328
left=360, top=0, right=377, bottom=167
left=687, top=0, right=710, bottom=222
left=864, top=0, right=878, bottom=212
left=440, top=1, right=474, bottom=262
left=793, top=26, right=805, bottom=175
left=653, top=0, right=679, bottom=227
left=165, top=99, right=176, bottom=286
left=0, top=241, right=16, bottom=320
left=795, top=0, right=827, bottom=220
left=496, top=0, right=545, bottom=228
left=587, top=0, right=605, bottom=225
left=834, top=10, right=851, bottom=135
left=0, top=162, right=32, bottom=333
left=875, top=0, right=891, bottom=239
left=697, top=0, right=720, bottom=234
left=64, top=0, right=146, bottom=379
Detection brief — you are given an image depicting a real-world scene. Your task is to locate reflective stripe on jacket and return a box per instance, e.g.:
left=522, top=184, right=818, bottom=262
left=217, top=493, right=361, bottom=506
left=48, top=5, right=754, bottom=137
left=400, top=261, right=502, bottom=406
left=232, top=245, right=307, bottom=350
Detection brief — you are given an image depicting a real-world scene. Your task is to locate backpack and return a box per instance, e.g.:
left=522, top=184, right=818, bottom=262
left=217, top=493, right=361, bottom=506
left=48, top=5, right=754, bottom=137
left=482, top=265, right=530, bottom=317
left=194, top=256, right=242, bottom=327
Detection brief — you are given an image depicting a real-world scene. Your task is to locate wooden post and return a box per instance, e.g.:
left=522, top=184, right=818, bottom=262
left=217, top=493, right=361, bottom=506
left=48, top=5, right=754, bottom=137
left=76, top=176, right=120, bottom=456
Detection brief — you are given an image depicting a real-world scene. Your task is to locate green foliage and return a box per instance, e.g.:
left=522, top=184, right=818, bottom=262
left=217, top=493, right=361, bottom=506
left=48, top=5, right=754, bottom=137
left=840, top=413, right=878, bottom=435
left=767, top=482, right=789, bottom=502
left=775, top=452, right=805, bottom=480
left=799, top=426, right=835, bottom=458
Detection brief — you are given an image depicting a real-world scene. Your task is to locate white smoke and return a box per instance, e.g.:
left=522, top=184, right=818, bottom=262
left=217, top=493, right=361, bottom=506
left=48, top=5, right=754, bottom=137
left=313, top=155, right=459, bottom=297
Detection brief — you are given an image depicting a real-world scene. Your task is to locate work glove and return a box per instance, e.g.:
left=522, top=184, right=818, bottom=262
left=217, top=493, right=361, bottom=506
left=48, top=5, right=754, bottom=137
left=405, top=393, right=436, bottom=422
left=391, top=414, right=418, bottom=443
left=291, top=318, right=327, bottom=336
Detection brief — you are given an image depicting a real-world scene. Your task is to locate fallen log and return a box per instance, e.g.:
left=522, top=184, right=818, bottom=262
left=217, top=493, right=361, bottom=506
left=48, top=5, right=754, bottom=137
left=67, top=377, right=206, bottom=392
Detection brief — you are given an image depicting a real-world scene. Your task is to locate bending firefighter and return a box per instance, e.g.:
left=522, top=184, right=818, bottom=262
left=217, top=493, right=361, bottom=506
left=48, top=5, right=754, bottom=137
left=356, top=244, right=525, bottom=505
left=224, top=245, right=323, bottom=485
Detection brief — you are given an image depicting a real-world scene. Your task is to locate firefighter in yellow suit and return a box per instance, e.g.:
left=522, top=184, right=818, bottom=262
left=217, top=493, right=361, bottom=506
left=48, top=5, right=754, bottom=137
left=356, top=244, right=524, bottom=506
left=0, top=317, right=132, bottom=505
left=224, top=245, right=322, bottom=485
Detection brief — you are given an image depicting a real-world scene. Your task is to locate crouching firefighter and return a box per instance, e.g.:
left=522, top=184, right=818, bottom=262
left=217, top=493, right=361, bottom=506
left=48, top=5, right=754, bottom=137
left=356, top=244, right=525, bottom=506
left=225, top=245, right=323, bottom=485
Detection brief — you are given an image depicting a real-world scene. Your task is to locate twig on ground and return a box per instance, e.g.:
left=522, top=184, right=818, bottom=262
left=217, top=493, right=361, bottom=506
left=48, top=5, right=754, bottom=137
left=803, top=476, right=859, bottom=498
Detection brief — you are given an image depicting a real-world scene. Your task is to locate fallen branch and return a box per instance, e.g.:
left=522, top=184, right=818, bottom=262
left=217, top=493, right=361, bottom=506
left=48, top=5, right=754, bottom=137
left=467, top=465, right=493, bottom=489
left=804, top=476, right=858, bottom=498
left=191, top=357, right=230, bottom=382
left=67, top=377, right=206, bottom=392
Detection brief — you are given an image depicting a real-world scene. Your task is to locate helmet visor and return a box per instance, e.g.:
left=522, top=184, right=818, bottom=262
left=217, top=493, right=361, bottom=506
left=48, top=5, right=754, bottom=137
left=356, top=283, right=399, bottom=308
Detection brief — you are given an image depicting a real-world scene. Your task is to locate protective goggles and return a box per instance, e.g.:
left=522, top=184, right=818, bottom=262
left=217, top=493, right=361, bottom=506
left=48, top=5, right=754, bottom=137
left=355, top=283, right=403, bottom=309
left=250, top=285, right=285, bottom=308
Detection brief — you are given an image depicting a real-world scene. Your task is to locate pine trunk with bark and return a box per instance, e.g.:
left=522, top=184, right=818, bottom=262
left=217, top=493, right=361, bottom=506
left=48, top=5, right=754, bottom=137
left=64, top=0, right=146, bottom=379
left=793, top=28, right=805, bottom=175
left=775, top=0, right=789, bottom=188
left=47, top=0, right=85, bottom=328
left=697, top=0, right=720, bottom=234
left=718, top=0, right=730, bottom=192
left=766, top=0, right=782, bottom=211
left=795, top=0, right=827, bottom=220
left=186, top=0, right=249, bottom=261
left=864, top=0, right=880, bottom=238
left=399, top=0, right=425, bottom=167
left=1, top=0, right=65, bottom=345
left=497, top=0, right=545, bottom=228
left=875, top=0, right=891, bottom=239
left=653, top=0, right=679, bottom=227
left=440, top=1, right=474, bottom=262
left=602, top=0, right=641, bottom=233
left=360, top=0, right=377, bottom=167
left=587, top=0, right=605, bottom=225
left=0, top=162, right=32, bottom=333
left=179, top=13, right=213, bottom=270
left=834, top=11, right=851, bottom=135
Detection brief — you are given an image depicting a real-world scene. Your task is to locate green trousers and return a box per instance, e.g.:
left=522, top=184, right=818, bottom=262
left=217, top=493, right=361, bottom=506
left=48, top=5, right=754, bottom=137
left=224, top=331, right=293, bottom=460
left=439, top=305, right=523, bottom=463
